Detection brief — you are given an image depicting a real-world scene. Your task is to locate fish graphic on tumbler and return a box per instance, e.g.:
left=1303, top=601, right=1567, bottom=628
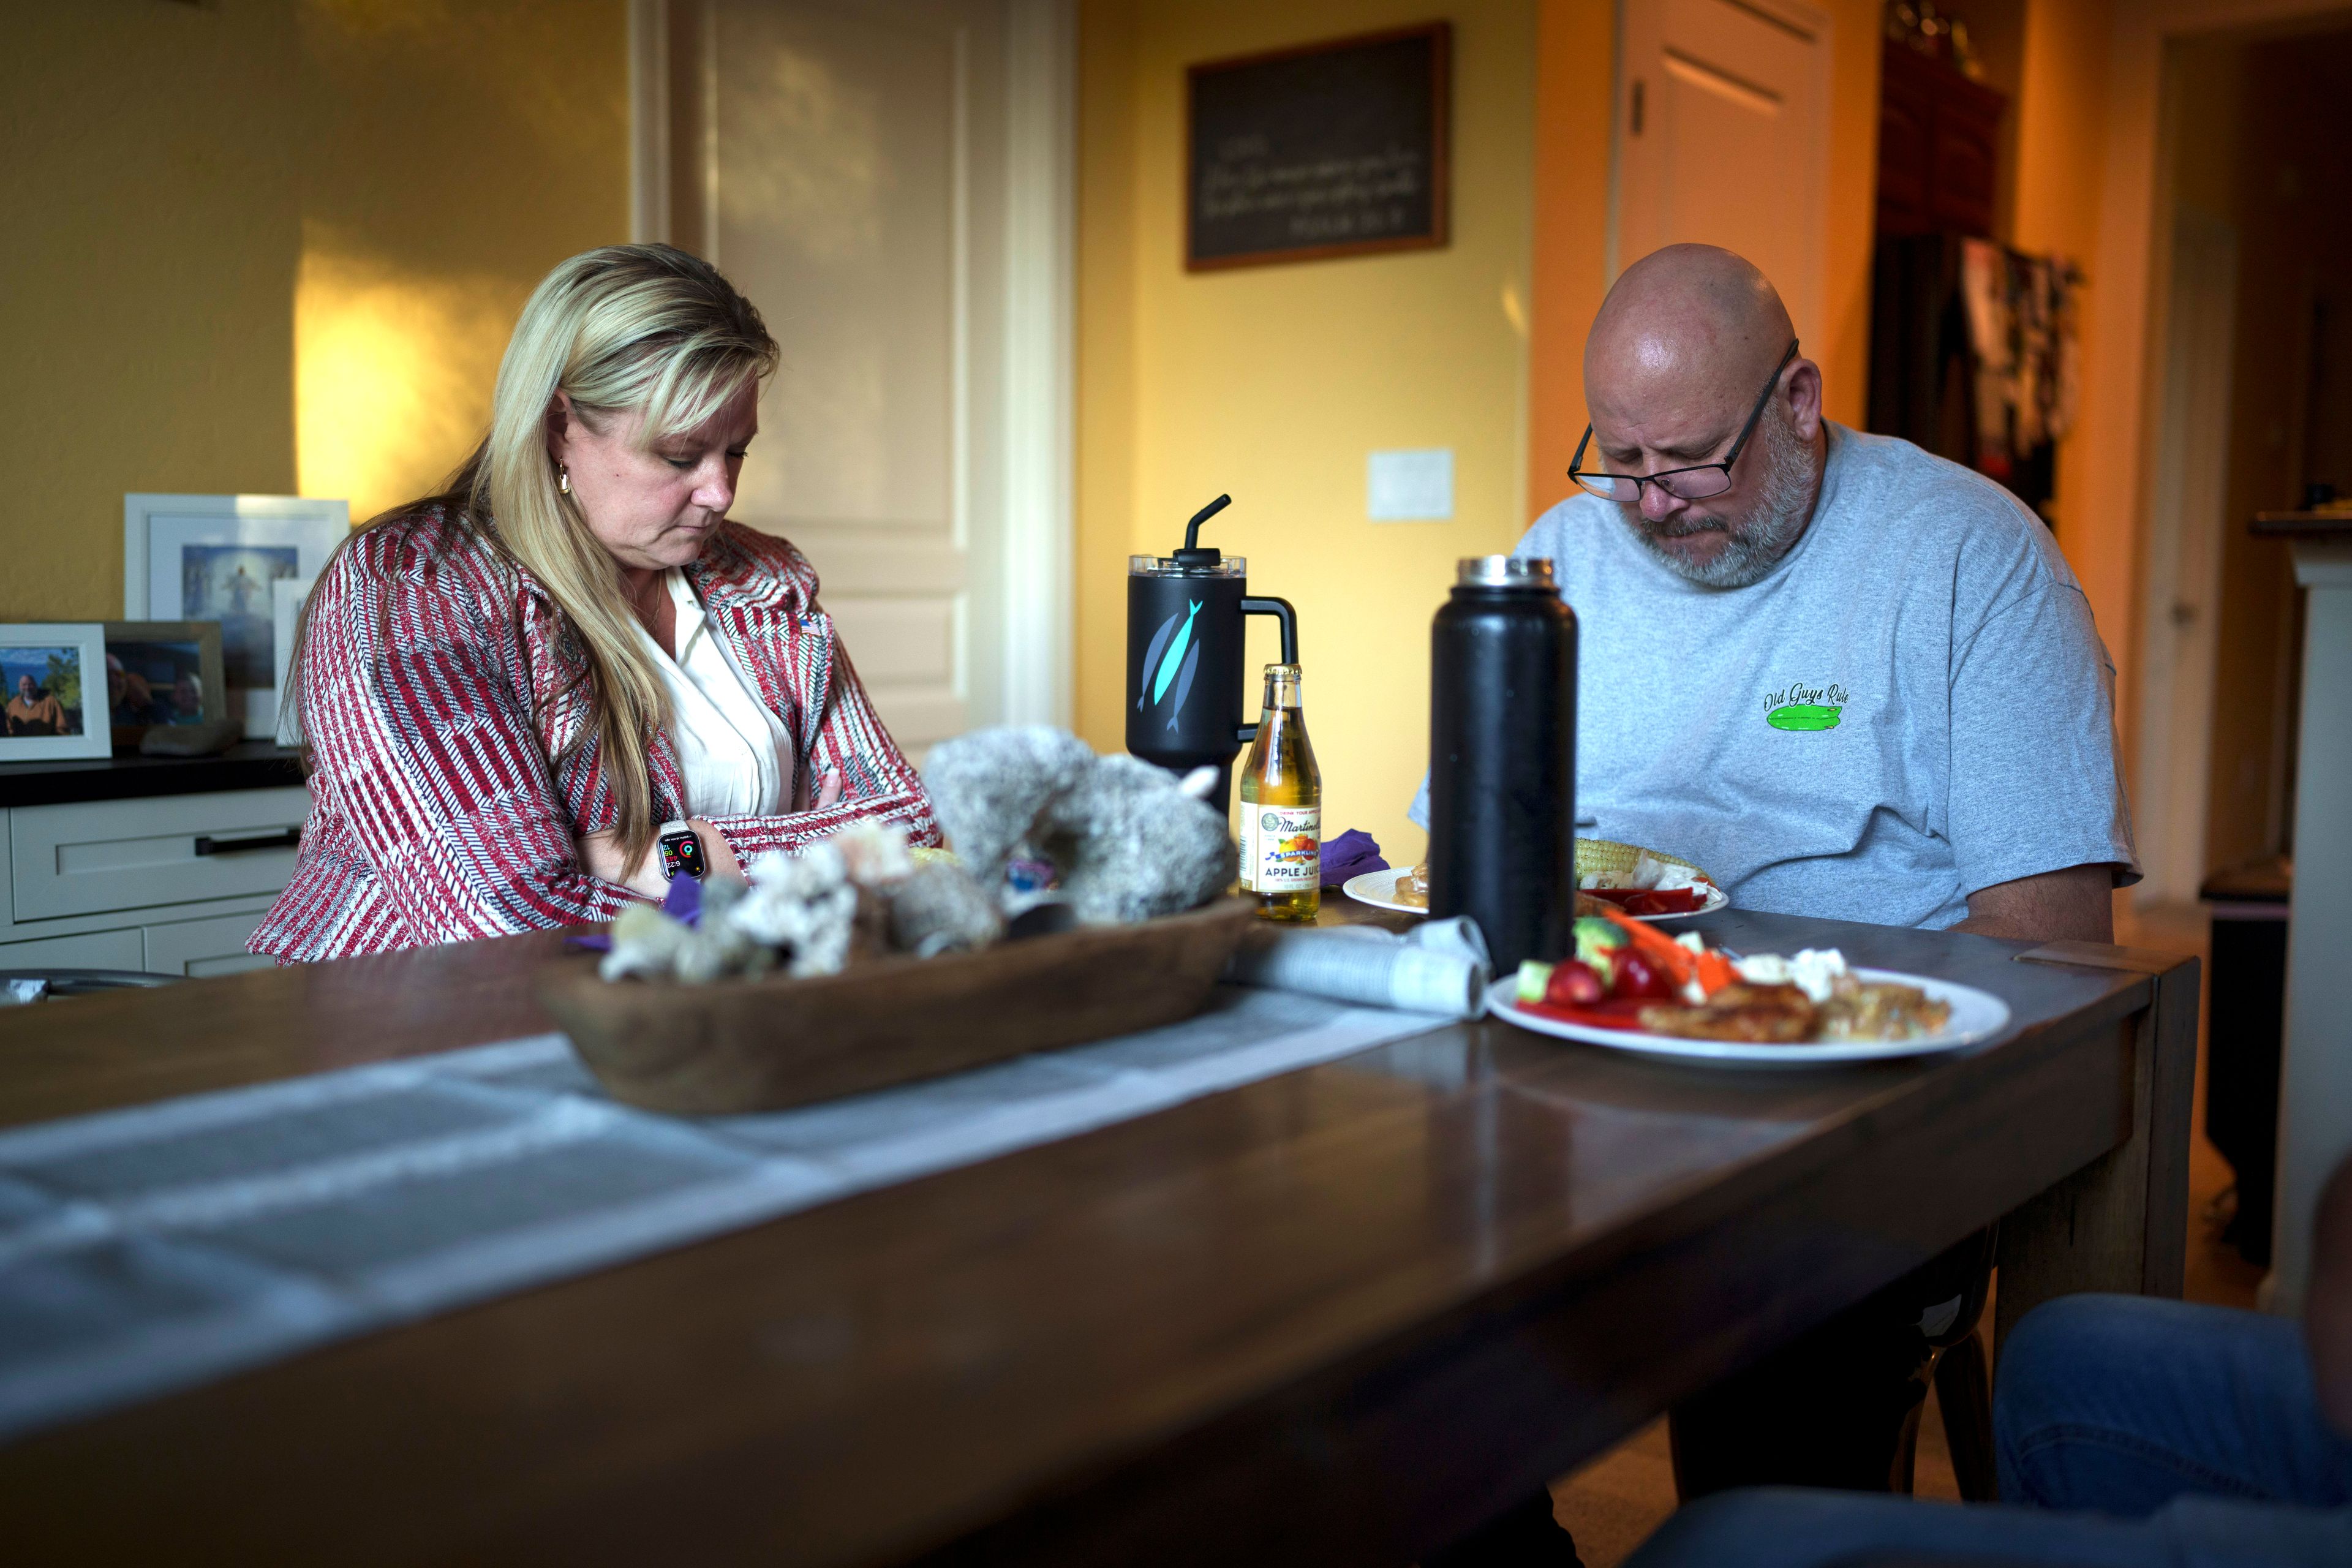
left=1137, top=601, right=1204, bottom=730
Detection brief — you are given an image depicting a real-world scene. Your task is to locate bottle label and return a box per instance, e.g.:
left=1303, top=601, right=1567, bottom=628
left=1243, top=805, right=1321, bottom=891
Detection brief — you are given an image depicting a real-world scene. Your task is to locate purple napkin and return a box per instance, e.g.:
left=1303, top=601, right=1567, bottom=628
left=1320, top=829, right=1388, bottom=888
left=565, top=873, right=699, bottom=954
left=663, top=872, right=703, bottom=926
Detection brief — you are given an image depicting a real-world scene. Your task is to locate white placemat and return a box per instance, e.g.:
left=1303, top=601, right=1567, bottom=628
left=0, top=987, right=1446, bottom=1441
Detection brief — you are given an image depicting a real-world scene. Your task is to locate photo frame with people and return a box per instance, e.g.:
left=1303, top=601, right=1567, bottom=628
left=0, top=624, right=112, bottom=761
left=102, top=620, right=228, bottom=748
left=123, top=494, right=349, bottom=740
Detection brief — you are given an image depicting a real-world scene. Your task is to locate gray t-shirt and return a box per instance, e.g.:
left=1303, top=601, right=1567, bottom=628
left=1411, top=423, right=2136, bottom=929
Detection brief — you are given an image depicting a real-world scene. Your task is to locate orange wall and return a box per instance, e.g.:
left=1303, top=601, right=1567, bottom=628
left=2011, top=0, right=2114, bottom=587
left=1524, top=0, right=1614, bottom=511
left=1820, top=0, right=1890, bottom=428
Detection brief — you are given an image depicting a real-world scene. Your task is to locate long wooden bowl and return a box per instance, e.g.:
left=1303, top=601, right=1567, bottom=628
left=538, top=897, right=1259, bottom=1115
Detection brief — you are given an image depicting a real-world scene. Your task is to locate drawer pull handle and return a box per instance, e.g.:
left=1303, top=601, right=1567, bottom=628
left=193, top=829, right=301, bottom=857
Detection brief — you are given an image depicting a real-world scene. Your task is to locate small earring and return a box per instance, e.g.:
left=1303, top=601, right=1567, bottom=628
left=558, top=462, right=571, bottom=496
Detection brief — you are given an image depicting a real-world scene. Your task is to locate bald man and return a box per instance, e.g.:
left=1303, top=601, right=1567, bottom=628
left=1412, top=247, right=2135, bottom=1567
left=1412, top=243, right=2133, bottom=937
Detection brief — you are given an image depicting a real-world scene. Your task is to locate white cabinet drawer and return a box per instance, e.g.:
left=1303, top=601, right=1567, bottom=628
left=145, top=911, right=274, bottom=979
left=12, top=789, right=309, bottom=922
left=0, top=927, right=146, bottom=973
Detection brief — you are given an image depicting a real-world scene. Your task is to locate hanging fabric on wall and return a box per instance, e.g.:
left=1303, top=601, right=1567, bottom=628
left=1959, top=238, right=2082, bottom=492
left=1959, top=239, right=2014, bottom=469
left=1869, top=233, right=2082, bottom=522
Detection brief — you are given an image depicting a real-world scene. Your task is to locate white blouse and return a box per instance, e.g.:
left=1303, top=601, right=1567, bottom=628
left=637, top=569, right=795, bottom=818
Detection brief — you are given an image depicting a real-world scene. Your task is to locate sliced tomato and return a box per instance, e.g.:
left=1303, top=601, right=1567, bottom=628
left=1542, top=959, right=1605, bottom=1008
left=1610, top=950, right=1678, bottom=1001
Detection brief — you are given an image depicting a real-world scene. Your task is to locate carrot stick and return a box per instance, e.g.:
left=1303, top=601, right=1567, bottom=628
left=1691, top=946, right=1738, bottom=998
left=1600, top=907, right=1695, bottom=987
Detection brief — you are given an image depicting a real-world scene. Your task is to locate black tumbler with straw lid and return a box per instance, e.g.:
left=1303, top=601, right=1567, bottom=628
left=1126, top=494, right=1299, bottom=812
left=1428, top=555, right=1577, bottom=974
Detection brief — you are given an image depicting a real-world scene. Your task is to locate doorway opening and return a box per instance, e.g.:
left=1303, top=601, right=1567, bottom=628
left=1861, top=1, right=2081, bottom=530
left=2137, top=20, right=2352, bottom=912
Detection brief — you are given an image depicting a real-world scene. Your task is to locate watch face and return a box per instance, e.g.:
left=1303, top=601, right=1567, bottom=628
left=660, top=831, right=707, bottom=881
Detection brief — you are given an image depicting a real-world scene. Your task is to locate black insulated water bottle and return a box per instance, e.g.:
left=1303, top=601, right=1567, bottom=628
left=1428, top=555, right=1577, bottom=974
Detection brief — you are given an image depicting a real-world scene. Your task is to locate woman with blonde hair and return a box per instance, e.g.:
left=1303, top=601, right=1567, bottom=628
left=253, top=243, right=937, bottom=962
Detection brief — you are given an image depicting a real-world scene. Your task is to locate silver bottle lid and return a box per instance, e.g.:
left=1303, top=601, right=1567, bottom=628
left=1456, top=555, right=1556, bottom=587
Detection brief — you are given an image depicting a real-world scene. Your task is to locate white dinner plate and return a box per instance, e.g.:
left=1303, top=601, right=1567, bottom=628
left=1485, top=968, right=2013, bottom=1066
left=1342, top=869, right=1728, bottom=921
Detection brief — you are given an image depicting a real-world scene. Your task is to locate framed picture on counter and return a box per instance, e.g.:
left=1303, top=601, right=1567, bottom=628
left=102, top=620, right=227, bottom=748
left=0, top=623, right=112, bottom=761
left=270, top=575, right=317, bottom=747
left=124, top=494, right=349, bottom=739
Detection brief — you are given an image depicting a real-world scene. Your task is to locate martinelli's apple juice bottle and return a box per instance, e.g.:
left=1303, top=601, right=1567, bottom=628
left=1237, top=662, right=1322, bottom=922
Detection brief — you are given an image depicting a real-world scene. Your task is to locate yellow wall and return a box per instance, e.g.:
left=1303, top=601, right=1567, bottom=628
left=3, top=4, right=304, bottom=620
left=1077, top=1, right=1541, bottom=863
left=1077, top=0, right=1143, bottom=769
left=0, top=1, right=628, bottom=623
left=293, top=1, right=631, bottom=521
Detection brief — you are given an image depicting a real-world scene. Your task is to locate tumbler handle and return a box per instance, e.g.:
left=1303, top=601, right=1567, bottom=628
left=1233, top=596, right=1300, bottom=744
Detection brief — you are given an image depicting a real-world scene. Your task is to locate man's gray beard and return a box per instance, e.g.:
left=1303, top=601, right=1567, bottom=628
left=1623, top=405, right=1817, bottom=589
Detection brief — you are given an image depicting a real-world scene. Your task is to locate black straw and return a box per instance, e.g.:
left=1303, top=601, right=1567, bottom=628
left=1183, top=494, right=1232, bottom=551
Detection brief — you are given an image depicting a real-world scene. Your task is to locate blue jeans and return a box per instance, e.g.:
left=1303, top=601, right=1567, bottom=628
left=1626, top=1295, right=2352, bottom=1567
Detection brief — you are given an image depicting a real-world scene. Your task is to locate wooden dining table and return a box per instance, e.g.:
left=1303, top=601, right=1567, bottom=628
left=0, top=904, right=2195, bottom=1567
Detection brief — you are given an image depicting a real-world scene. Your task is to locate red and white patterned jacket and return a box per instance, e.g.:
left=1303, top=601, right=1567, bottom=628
left=250, top=505, right=939, bottom=962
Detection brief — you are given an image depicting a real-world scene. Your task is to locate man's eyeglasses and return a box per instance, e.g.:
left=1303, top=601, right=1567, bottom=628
left=1568, top=339, right=1800, bottom=503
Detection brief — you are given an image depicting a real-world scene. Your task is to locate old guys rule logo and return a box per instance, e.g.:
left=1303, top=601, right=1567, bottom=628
left=1763, top=680, right=1849, bottom=732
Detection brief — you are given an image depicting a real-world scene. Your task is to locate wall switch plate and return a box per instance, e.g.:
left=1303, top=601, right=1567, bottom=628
left=1368, top=448, right=1453, bottom=521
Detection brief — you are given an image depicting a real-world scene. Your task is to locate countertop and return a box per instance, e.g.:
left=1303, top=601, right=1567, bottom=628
left=0, top=742, right=304, bottom=810
left=2251, top=510, right=2352, bottom=541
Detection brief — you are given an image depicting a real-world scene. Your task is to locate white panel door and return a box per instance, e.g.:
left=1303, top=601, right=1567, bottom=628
left=689, top=0, right=1009, bottom=754
left=1614, top=0, right=1833, bottom=347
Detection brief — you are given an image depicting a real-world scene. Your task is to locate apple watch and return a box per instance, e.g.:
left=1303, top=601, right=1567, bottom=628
left=656, top=820, right=707, bottom=882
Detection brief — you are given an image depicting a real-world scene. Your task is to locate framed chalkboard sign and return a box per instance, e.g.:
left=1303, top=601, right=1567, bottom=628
left=1186, top=23, right=1450, bottom=272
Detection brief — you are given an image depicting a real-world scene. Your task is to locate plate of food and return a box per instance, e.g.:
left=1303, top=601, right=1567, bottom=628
left=1347, top=839, right=1728, bottom=921
left=1485, top=909, right=2010, bottom=1065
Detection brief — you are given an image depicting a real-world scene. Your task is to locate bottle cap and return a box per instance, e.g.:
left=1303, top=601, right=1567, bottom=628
left=1456, top=555, right=1556, bottom=587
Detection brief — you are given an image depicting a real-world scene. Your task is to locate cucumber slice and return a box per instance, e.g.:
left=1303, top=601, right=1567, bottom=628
left=1515, top=960, right=1554, bottom=1003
